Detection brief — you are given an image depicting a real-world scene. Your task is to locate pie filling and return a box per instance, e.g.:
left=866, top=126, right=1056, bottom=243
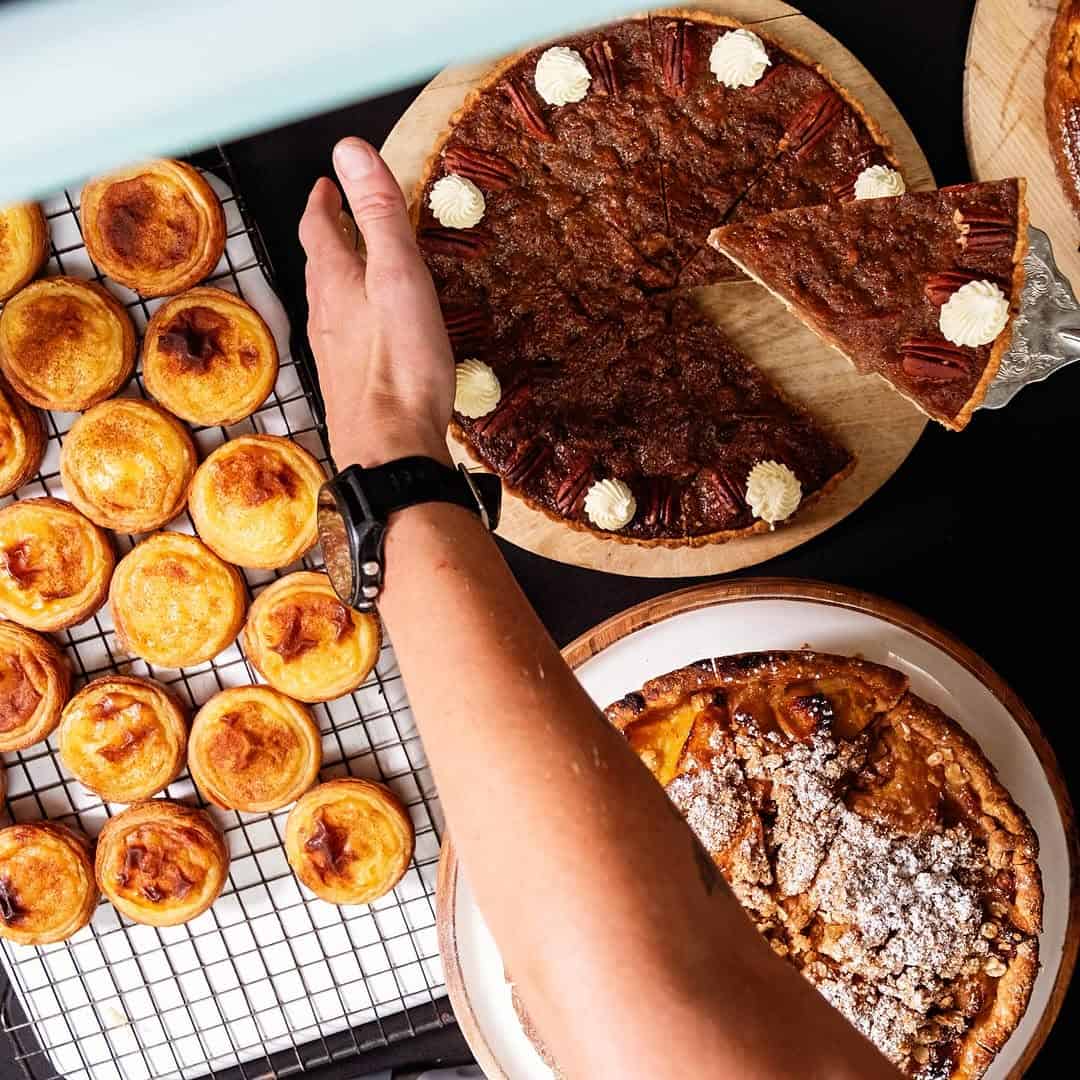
left=415, top=14, right=905, bottom=542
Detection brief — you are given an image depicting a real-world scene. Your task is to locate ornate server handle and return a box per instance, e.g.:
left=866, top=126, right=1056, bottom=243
left=981, top=226, right=1080, bottom=410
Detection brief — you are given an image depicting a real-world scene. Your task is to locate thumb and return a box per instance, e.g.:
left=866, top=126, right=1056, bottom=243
left=332, top=138, right=418, bottom=274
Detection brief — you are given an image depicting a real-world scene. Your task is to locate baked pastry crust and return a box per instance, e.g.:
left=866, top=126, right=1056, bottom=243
left=1047, top=2, right=1080, bottom=216
left=189, top=685, right=321, bottom=812
left=188, top=434, right=323, bottom=569
left=95, top=800, right=228, bottom=927
left=0, top=821, right=99, bottom=945
left=242, top=571, right=381, bottom=703
left=0, top=497, right=114, bottom=631
left=609, top=651, right=1042, bottom=1080
left=285, top=778, right=413, bottom=905
left=0, top=276, right=136, bottom=411
left=0, top=374, right=46, bottom=497
left=0, top=622, right=71, bottom=752
left=80, top=160, right=226, bottom=298
left=109, top=532, right=246, bottom=668
left=58, top=676, right=188, bottom=803
left=60, top=397, right=197, bottom=533
left=0, top=203, right=49, bottom=302
left=141, top=286, right=278, bottom=426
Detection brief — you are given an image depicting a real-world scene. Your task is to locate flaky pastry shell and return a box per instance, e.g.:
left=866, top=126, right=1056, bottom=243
left=0, top=622, right=71, bottom=752
left=0, top=374, right=46, bottom=497
left=0, top=202, right=49, bottom=302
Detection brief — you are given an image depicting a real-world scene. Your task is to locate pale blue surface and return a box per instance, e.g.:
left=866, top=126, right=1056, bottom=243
left=0, top=0, right=627, bottom=204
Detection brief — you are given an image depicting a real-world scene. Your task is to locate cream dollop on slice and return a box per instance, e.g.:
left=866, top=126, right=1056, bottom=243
left=939, top=280, right=1010, bottom=348
left=429, top=174, right=486, bottom=229
left=535, top=46, right=592, bottom=106
left=454, top=360, right=501, bottom=419
left=746, top=461, right=802, bottom=528
left=853, top=164, right=906, bottom=200
left=709, top=29, right=771, bottom=88
left=583, top=478, right=636, bottom=531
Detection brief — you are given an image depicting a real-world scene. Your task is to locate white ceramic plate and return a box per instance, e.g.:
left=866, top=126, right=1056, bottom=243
left=440, top=583, right=1077, bottom=1080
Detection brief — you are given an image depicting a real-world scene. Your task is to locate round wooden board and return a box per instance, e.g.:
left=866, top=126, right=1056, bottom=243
left=965, top=0, right=1079, bottom=285
left=436, top=578, right=1080, bottom=1079
left=382, top=2, right=932, bottom=578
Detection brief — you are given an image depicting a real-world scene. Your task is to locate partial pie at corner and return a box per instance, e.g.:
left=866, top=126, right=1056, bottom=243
left=0, top=374, right=46, bottom=497
left=109, top=532, right=247, bottom=668
left=0, top=497, right=114, bottom=631
left=0, top=276, right=136, bottom=411
left=95, top=801, right=229, bottom=927
left=141, top=286, right=279, bottom=427
left=60, top=397, right=197, bottom=533
left=58, top=676, right=188, bottom=803
left=242, top=571, right=381, bottom=703
left=0, top=202, right=49, bottom=302
left=0, top=622, right=71, bottom=753
left=285, top=778, right=414, bottom=905
left=188, top=434, right=324, bottom=570
left=0, top=821, right=99, bottom=945
left=80, top=159, right=226, bottom=298
left=189, top=686, right=322, bottom=813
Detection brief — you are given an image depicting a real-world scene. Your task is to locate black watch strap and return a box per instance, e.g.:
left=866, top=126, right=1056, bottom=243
left=357, top=456, right=492, bottom=522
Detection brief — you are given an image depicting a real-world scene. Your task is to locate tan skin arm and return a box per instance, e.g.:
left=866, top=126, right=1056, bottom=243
left=299, top=138, right=898, bottom=1080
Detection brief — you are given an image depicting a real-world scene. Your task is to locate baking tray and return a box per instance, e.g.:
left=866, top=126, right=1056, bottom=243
left=0, top=145, right=454, bottom=1080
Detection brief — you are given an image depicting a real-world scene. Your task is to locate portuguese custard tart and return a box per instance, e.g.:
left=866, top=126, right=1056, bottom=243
left=242, top=571, right=380, bottom=703
left=141, top=286, right=278, bottom=426
left=109, top=532, right=247, bottom=668
left=0, top=374, right=46, bottom=497
left=0, top=203, right=49, bottom=302
left=285, top=778, right=413, bottom=905
left=95, top=800, right=229, bottom=926
left=0, top=497, right=114, bottom=631
left=0, top=821, right=99, bottom=945
left=189, top=685, right=322, bottom=812
left=0, top=276, right=136, bottom=411
left=60, top=397, right=196, bottom=533
left=0, top=622, right=71, bottom=752
left=80, top=160, right=226, bottom=298
left=188, top=434, right=323, bottom=569
left=58, top=676, right=188, bottom=803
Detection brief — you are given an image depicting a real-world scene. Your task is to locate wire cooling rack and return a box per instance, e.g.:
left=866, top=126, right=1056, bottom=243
left=0, top=145, right=453, bottom=1080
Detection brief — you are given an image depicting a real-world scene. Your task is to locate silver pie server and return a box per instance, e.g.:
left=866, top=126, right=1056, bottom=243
left=980, top=225, right=1080, bottom=410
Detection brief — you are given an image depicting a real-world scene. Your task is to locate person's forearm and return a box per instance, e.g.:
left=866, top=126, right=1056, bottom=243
left=377, top=501, right=897, bottom=1079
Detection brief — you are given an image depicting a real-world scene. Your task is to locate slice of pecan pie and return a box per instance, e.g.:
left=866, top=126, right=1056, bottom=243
left=1046, top=1, right=1080, bottom=218
left=609, top=651, right=1042, bottom=1079
left=709, top=180, right=1028, bottom=429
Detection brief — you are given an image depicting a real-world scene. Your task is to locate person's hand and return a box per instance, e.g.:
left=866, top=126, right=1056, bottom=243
left=299, top=137, right=453, bottom=468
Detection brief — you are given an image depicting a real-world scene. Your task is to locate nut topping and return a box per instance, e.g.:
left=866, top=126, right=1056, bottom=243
left=899, top=339, right=971, bottom=382
left=418, top=227, right=491, bottom=258
left=554, top=462, right=594, bottom=516
left=954, top=209, right=1015, bottom=253
left=924, top=269, right=984, bottom=305
left=661, top=20, right=695, bottom=95
left=585, top=39, right=619, bottom=96
left=441, top=303, right=491, bottom=349
left=504, top=78, right=552, bottom=140
left=786, top=91, right=844, bottom=159
left=443, top=146, right=517, bottom=191
left=504, top=437, right=553, bottom=487
left=473, top=380, right=532, bottom=437
left=705, top=467, right=745, bottom=517
left=984, top=956, right=1007, bottom=977
left=643, top=475, right=681, bottom=529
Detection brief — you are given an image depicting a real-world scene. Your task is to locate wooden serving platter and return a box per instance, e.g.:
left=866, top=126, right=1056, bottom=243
left=436, top=578, right=1080, bottom=1079
left=382, top=2, right=934, bottom=577
left=965, top=0, right=1080, bottom=291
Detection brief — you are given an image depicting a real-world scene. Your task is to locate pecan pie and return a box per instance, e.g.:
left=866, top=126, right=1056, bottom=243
left=607, top=652, right=1042, bottom=1079
left=1046, top=1, right=1080, bottom=218
left=414, top=10, right=901, bottom=544
left=710, top=181, right=1028, bottom=428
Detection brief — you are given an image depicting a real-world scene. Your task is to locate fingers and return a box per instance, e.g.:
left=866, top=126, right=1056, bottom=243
left=299, top=177, right=359, bottom=271
left=332, top=138, right=421, bottom=280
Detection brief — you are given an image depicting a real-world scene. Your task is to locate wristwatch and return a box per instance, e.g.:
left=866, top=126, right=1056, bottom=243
left=316, top=456, right=502, bottom=611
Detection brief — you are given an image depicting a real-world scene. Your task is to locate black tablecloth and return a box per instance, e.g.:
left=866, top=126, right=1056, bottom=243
left=3, top=1, right=1074, bottom=1075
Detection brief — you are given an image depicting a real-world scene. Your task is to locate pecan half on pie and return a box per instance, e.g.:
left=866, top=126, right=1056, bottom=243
left=606, top=651, right=1042, bottom=1079
left=412, top=11, right=915, bottom=544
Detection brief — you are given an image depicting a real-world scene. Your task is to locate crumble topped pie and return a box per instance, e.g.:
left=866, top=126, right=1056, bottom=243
left=607, top=652, right=1042, bottom=1079
left=709, top=180, right=1028, bottom=429
left=414, top=10, right=901, bottom=544
left=1046, top=1, right=1080, bottom=218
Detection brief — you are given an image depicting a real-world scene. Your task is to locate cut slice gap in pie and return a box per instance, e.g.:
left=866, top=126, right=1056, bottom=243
left=709, top=180, right=1028, bottom=429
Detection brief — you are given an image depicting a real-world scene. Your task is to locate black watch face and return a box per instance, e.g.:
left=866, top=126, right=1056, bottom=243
left=317, top=491, right=354, bottom=605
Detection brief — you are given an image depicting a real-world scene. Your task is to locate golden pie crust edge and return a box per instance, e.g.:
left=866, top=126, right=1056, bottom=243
left=57, top=675, right=189, bottom=803
left=0, top=203, right=49, bottom=303
left=0, top=821, right=99, bottom=945
left=80, top=159, right=226, bottom=298
left=94, top=800, right=229, bottom=927
left=409, top=9, right=894, bottom=547
left=0, top=622, right=71, bottom=753
left=0, top=373, right=46, bottom=497
left=1047, top=1, right=1080, bottom=217
left=606, top=650, right=1043, bottom=1079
